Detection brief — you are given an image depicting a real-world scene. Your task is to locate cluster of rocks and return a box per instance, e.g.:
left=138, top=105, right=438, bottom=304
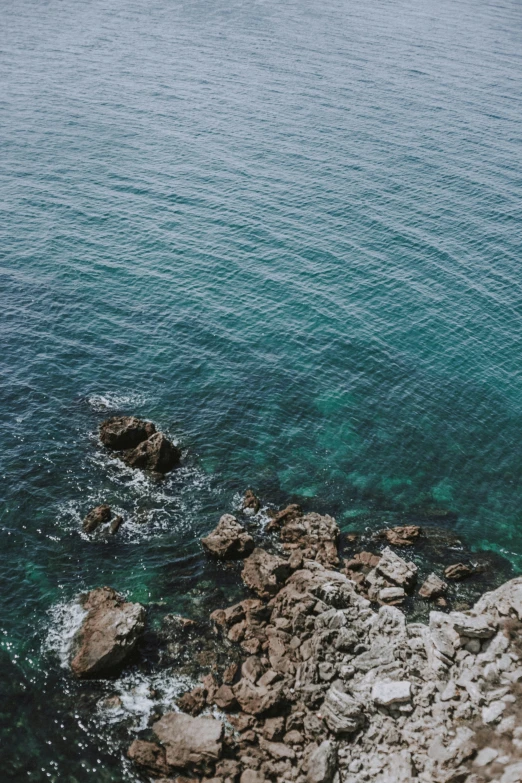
left=80, top=415, right=180, bottom=535
left=99, top=415, right=181, bottom=474
left=81, top=502, right=519, bottom=783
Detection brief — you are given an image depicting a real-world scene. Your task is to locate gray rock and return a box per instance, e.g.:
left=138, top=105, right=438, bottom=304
left=419, top=573, right=447, bottom=600
left=371, top=680, right=412, bottom=706
left=307, top=740, right=338, bottom=783
left=201, top=514, right=255, bottom=560
left=153, top=712, right=223, bottom=772
left=376, top=547, right=418, bottom=590
left=321, top=686, right=364, bottom=734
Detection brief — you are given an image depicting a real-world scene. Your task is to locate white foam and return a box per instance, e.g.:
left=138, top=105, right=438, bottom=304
left=86, top=392, right=149, bottom=412
left=44, top=598, right=87, bottom=668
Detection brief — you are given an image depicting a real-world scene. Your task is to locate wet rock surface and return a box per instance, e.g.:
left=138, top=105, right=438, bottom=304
left=99, top=415, right=156, bottom=451
left=82, top=503, right=112, bottom=533
left=99, top=415, right=180, bottom=473
left=202, top=515, right=255, bottom=560
left=70, top=587, right=145, bottom=678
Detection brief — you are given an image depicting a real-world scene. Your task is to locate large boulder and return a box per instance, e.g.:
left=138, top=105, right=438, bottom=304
left=127, top=739, right=169, bottom=777
left=152, top=712, right=223, bottom=774
left=120, top=432, right=181, bottom=474
left=241, top=548, right=292, bottom=599
left=376, top=547, right=418, bottom=590
left=82, top=504, right=112, bottom=533
left=201, top=514, right=255, bottom=560
left=70, top=587, right=145, bottom=678
left=99, top=416, right=156, bottom=450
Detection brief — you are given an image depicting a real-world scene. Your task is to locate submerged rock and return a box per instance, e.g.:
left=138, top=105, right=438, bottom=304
left=202, top=514, right=255, bottom=560
left=99, top=415, right=156, bottom=451
left=70, top=587, right=145, bottom=678
left=120, top=431, right=181, bottom=473
left=82, top=504, right=112, bottom=533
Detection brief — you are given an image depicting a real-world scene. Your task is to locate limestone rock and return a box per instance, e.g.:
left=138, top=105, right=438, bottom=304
left=241, top=548, right=292, bottom=599
left=444, top=563, right=473, bottom=581
left=202, top=514, right=255, bottom=560
left=243, top=489, right=261, bottom=514
left=371, top=679, right=412, bottom=706
left=127, top=739, right=169, bottom=777
left=307, top=740, right=338, bottom=783
left=70, top=587, right=145, bottom=678
left=153, top=712, right=223, bottom=772
left=321, top=686, right=364, bottom=734
left=419, top=572, right=447, bottom=599
left=82, top=504, right=112, bottom=533
left=380, top=525, right=421, bottom=546
left=376, top=547, right=418, bottom=589
left=280, top=512, right=340, bottom=567
left=99, top=415, right=156, bottom=451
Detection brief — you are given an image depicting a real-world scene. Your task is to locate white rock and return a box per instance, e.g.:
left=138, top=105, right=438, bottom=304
left=500, top=762, right=522, bottom=783
left=372, top=680, right=412, bottom=706
left=379, top=587, right=405, bottom=602
left=482, top=699, right=506, bottom=724
left=475, top=747, right=498, bottom=766
left=376, top=548, right=418, bottom=589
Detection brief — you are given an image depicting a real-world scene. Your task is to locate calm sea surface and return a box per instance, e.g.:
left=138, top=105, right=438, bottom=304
left=1, top=0, right=522, bottom=778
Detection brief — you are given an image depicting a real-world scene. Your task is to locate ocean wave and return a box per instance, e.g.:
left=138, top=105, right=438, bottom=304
left=44, top=599, right=87, bottom=668
left=86, top=392, right=150, bottom=412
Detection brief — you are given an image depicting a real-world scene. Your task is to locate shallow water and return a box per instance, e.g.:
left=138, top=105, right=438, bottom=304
left=1, top=0, right=522, bottom=778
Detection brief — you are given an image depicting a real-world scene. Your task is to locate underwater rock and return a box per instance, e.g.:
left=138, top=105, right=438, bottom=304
left=99, top=415, right=156, bottom=450
left=201, top=514, right=255, bottom=560
left=120, top=431, right=181, bottom=473
left=70, top=586, right=145, bottom=678
left=82, top=504, right=112, bottom=533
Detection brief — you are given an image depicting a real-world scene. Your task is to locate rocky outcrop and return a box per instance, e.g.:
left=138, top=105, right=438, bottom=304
left=99, top=416, right=180, bottom=473
left=243, top=490, right=261, bottom=514
left=380, top=525, right=421, bottom=547
left=152, top=712, right=223, bottom=775
left=99, top=416, right=156, bottom=451
left=279, top=512, right=340, bottom=568
left=82, top=504, right=112, bottom=533
left=70, top=587, right=145, bottom=678
left=202, top=514, right=255, bottom=560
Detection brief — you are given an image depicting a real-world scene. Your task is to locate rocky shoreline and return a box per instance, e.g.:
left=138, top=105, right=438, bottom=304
left=56, top=416, right=522, bottom=783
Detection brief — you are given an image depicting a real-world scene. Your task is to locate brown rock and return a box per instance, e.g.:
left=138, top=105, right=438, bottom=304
left=109, top=515, right=123, bottom=535
left=201, top=515, right=255, bottom=560
left=241, top=548, right=292, bottom=599
left=99, top=416, right=156, bottom=451
left=82, top=504, right=112, bottom=533
left=233, top=678, right=285, bottom=716
left=153, top=712, right=223, bottom=773
left=445, top=563, right=474, bottom=581
left=266, top=504, right=302, bottom=531
left=259, top=738, right=296, bottom=761
left=284, top=730, right=304, bottom=745
left=241, top=655, right=265, bottom=683
left=243, top=489, right=261, bottom=514
left=120, top=431, right=181, bottom=473
left=419, top=572, right=448, bottom=599
left=228, top=621, right=246, bottom=643
left=228, top=713, right=256, bottom=733
left=223, top=662, right=239, bottom=685
left=240, top=772, right=267, bottom=783
left=213, top=685, right=238, bottom=711
left=263, top=716, right=285, bottom=741
left=280, top=512, right=340, bottom=567
left=127, top=739, right=169, bottom=776
left=178, top=686, right=207, bottom=716
left=70, top=587, right=145, bottom=678
left=380, top=525, right=421, bottom=547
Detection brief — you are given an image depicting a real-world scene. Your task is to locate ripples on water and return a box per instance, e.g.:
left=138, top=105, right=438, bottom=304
left=1, top=0, right=522, bottom=778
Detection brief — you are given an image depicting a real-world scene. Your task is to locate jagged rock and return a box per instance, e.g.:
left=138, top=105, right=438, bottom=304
left=241, top=548, right=292, bottom=599
left=266, top=504, right=302, bottom=531
left=243, top=490, right=261, bottom=514
left=70, top=587, right=145, bottom=677
left=419, top=572, right=447, bottom=599
left=240, top=772, right=267, bottom=783
left=120, top=432, right=181, bottom=473
left=379, top=586, right=405, bottom=603
left=109, top=515, right=124, bottom=535
left=153, top=712, right=223, bottom=773
left=178, top=686, right=207, bottom=716
left=376, top=547, right=418, bottom=589
left=371, top=679, right=412, bottom=706
left=450, top=611, right=497, bottom=639
left=127, top=739, right=169, bottom=776
left=307, top=740, right=338, bottom=783
left=279, top=512, right=340, bottom=567
left=380, top=525, right=421, bottom=546
left=99, top=416, right=156, bottom=450
left=233, top=678, right=285, bottom=716
left=201, top=515, right=255, bottom=560
left=444, top=563, right=474, bottom=581
left=213, top=685, right=237, bottom=711
left=82, top=504, right=112, bottom=533
left=321, top=686, right=364, bottom=734
left=263, top=717, right=285, bottom=741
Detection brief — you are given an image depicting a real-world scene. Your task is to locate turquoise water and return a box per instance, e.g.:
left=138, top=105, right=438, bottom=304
left=1, top=0, right=522, bottom=778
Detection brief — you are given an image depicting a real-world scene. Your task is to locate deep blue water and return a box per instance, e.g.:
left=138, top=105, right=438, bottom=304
left=1, top=0, right=522, bottom=778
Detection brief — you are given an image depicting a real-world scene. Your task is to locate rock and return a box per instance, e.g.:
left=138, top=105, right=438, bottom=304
left=379, top=586, right=405, bottom=603
left=242, top=655, right=265, bottom=683
left=500, top=762, right=522, bottom=783
left=127, top=739, right=169, bottom=776
left=380, top=525, right=421, bottom=546
left=263, top=717, right=285, bottom=741
left=213, top=685, right=237, bottom=711
left=482, top=700, right=505, bottom=724
left=201, top=515, right=255, bottom=560
left=307, top=740, right=338, bottom=783
left=279, top=512, right=340, bottom=567
left=445, top=563, right=474, bottom=581
left=450, top=611, right=497, bottom=639
left=321, top=686, right=364, bottom=735
left=99, top=416, right=156, bottom=451
left=70, top=587, right=145, bottom=678
left=419, top=573, right=448, bottom=599
left=120, top=431, right=181, bottom=473
left=376, top=547, right=418, bottom=590
left=241, top=548, right=292, bottom=599
left=259, top=739, right=296, bottom=761
left=243, top=490, right=261, bottom=514
left=109, top=515, right=124, bottom=535
left=82, top=504, right=112, bottom=533
left=240, top=771, right=267, bottom=783
left=371, top=680, right=412, bottom=706
left=153, top=712, right=223, bottom=773
left=475, top=747, right=498, bottom=767
left=266, top=504, right=302, bottom=531
left=178, top=686, right=207, bottom=716
left=233, top=678, right=285, bottom=716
